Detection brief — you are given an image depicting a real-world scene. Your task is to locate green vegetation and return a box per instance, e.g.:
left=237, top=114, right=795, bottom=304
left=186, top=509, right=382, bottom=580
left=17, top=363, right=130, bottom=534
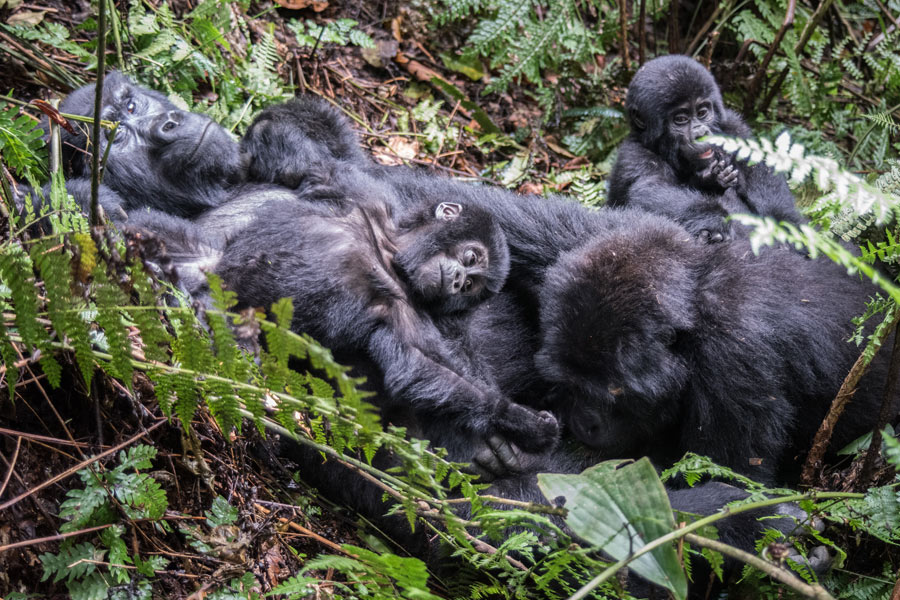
left=0, top=0, right=899, bottom=598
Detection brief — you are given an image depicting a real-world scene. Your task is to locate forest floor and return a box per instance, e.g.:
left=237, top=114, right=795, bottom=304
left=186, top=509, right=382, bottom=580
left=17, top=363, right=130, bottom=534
left=1, top=0, right=897, bottom=598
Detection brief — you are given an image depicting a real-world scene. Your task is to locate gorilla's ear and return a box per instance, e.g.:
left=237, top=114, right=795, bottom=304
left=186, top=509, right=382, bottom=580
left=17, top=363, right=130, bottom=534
left=629, top=108, right=646, bottom=131
left=435, top=202, right=463, bottom=221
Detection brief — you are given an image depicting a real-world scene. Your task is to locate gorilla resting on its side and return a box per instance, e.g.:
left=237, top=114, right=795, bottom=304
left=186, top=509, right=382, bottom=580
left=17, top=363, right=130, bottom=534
left=607, top=55, right=805, bottom=242
left=537, top=216, right=893, bottom=485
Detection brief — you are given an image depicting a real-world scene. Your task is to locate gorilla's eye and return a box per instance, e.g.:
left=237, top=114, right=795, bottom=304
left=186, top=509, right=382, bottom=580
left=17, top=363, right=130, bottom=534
left=162, top=121, right=176, bottom=132
left=697, top=106, right=709, bottom=119
left=673, top=113, right=689, bottom=126
left=463, top=248, right=478, bottom=267
left=125, top=99, right=136, bottom=114
left=462, top=278, right=474, bottom=292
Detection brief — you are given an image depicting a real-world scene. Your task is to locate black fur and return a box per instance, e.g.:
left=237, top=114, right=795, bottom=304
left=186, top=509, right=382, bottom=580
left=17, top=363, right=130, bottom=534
left=210, top=181, right=559, bottom=450
left=608, top=55, right=804, bottom=241
left=53, top=72, right=244, bottom=219
left=240, top=97, right=372, bottom=188
left=536, top=216, right=894, bottom=484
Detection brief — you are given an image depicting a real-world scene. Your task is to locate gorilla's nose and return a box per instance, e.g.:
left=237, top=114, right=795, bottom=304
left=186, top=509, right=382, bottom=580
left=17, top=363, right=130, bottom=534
left=448, top=265, right=464, bottom=292
left=692, top=124, right=710, bottom=139
left=158, top=111, right=183, bottom=134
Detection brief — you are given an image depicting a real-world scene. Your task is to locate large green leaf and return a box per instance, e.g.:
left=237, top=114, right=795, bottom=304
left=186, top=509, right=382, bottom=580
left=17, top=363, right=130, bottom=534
left=538, top=458, right=687, bottom=599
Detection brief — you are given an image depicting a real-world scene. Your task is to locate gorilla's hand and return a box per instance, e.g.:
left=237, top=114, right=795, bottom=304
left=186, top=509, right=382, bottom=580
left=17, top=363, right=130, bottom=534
left=468, top=435, right=526, bottom=481
left=769, top=502, right=833, bottom=576
left=492, top=399, right=559, bottom=453
left=694, top=149, right=742, bottom=192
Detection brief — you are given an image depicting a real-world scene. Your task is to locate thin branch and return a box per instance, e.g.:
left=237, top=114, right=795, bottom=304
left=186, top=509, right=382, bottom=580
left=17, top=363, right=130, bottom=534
left=568, top=490, right=861, bottom=600
left=743, top=0, right=795, bottom=117
left=802, top=306, right=899, bottom=486
left=89, top=0, right=108, bottom=227
left=619, top=0, right=631, bottom=72
left=0, top=419, right=166, bottom=511
left=758, top=0, right=835, bottom=115
left=684, top=534, right=835, bottom=600
left=859, top=318, right=900, bottom=488
left=637, top=0, right=646, bottom=65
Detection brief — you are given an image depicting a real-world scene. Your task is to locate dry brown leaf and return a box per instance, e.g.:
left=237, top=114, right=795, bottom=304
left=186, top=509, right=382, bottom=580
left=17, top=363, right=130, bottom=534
left=373, top=136, right=419, bottom=165
left=518, top=182, right=544, bottom=195
left=7, top=9, right=44, bottom=25
left=403, top=58, right=448, bottom=85
left=273, top=0, right=328, bottom=11
left=361, top=40, right=398, bottom=68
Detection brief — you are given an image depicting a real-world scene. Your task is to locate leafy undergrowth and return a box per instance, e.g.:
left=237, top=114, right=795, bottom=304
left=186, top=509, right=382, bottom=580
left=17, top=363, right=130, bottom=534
left=1, top=0, right=899, bottom=599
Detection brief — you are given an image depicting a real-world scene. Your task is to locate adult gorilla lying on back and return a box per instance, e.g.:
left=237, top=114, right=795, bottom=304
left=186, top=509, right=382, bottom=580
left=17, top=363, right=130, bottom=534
left=51, top=71, right=245, bottom=220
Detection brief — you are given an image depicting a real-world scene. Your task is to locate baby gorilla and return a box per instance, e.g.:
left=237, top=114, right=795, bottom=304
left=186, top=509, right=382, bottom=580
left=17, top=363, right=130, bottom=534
left=207, top=186, right=558, bottom=451
left=50, top=71, right=243, bottom=220
left=536, top=216, right=892, bottom=485
left=608, top=55, right=804, bottom=242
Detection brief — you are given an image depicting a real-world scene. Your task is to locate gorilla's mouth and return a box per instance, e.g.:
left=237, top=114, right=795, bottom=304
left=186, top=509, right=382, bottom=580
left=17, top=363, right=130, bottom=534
left=698, top=148, right=714, bottom=160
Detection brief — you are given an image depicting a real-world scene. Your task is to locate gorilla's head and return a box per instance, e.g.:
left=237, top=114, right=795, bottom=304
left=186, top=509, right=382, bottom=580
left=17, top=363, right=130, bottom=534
left=625, top=55, right=727, bottom=172
left=55, top=72, right=243, bottom=217
left=394, top=200, right=510, bottom=315
left=535, top=217, right=700, bottom=456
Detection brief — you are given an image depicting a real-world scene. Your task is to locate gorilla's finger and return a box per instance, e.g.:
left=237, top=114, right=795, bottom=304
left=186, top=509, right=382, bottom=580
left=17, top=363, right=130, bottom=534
left=785, top=545, right=833, bottom=577
left=467, top=435, right=525, bottom=481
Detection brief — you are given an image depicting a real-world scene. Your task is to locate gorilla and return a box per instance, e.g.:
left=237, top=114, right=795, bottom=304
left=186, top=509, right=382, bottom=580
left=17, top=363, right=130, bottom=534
left=240, top=96, right=373, bottom=188
left=279, top=277, right=830, bottom=600
left=607, top=55, right=805, bottom=242
left=51, top=71, right=244, bottom=220
left=40, top=73, right=559, bottom=452
left=536, top=216, right=894, bottom=485
left=42, top=75, right=829, bottom=594
left=210, top=189, right=560, bottom=450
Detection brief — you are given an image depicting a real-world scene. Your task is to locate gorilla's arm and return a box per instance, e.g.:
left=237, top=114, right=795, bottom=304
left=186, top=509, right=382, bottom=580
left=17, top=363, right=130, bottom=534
left=716, top=109, right=805, bottom=225
left=367, top=325, right=558, bottom=451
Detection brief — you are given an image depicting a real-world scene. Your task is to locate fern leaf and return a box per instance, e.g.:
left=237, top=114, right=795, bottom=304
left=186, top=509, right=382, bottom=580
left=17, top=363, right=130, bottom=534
left=469, top=0, right=532, bottom=53
left=92, top=269, right=133, bottom=384
left=485, top=1, right=568, bottom=93
left=31, top=241, right=94, bottom=388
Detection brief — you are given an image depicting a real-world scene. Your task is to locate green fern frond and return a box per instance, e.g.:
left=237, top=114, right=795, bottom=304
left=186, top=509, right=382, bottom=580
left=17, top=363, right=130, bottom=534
left=0, top=103, right=48, bottom=179
left=31, top=240, right=95, bottom=388
left=710, top=132, right=900, bottom=224
left=469, top=0, right=533, bottom=53
left=434, top=0, right=484, bottom=24
left=92, top=269, right=134, bottom=384
left=486, top=1, right=569, bottom=93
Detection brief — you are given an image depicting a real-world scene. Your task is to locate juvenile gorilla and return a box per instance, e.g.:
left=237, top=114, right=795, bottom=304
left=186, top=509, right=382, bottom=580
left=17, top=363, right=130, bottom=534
left=211, top=187, right=561, bottom=449
left=608, top=55, right=804, bottom=242
left=240, top=96, right=373, bottom=188
left=537, top=217, right=893, bottom=484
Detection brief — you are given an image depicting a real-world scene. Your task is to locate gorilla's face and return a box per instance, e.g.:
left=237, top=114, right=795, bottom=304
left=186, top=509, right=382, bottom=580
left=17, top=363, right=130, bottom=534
left=667, top=96, right=720, bottom=167
left=538, top=314, right=690, bottom=457
left=395, top=201, right=509, bottom=314
left=57, top=72, right=244, bottom=217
